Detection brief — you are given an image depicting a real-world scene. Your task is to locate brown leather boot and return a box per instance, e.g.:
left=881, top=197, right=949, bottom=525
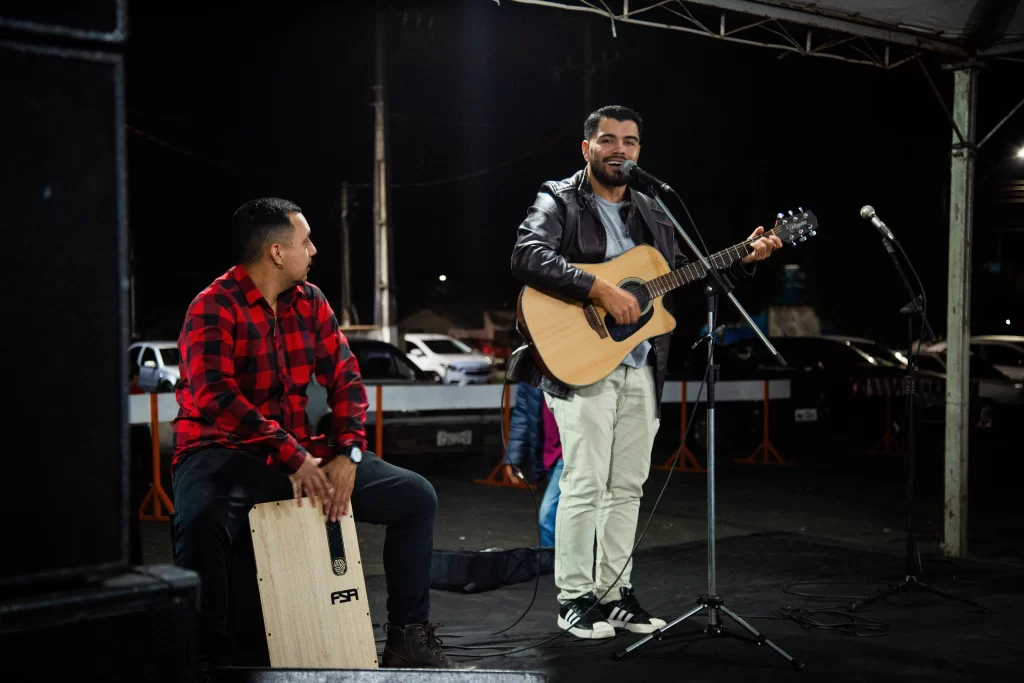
left=380, top=622, right=464, bottom=668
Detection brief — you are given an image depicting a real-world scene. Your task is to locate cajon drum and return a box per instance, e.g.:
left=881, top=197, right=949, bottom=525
left=249, top=498, right=378, bottom=669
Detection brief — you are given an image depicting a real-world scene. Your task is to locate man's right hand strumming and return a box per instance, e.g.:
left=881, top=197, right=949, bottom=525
left=289, top=453, right=335, bottom=507
left=589, top=278, right=640, bottom=325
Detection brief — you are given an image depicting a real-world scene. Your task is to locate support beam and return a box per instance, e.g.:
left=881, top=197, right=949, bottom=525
left=943, top=64, right=979, bottom=558
left=507, top=0, right=967, bottom=57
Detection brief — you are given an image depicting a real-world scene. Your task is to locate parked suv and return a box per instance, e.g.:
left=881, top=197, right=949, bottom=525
left=404, top=333, right=495, bottom=385
left=128, top=341, right=180, bottom=392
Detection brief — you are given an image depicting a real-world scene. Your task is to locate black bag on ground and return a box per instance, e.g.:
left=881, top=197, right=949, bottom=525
left=430, top=547, right=554, bottom=593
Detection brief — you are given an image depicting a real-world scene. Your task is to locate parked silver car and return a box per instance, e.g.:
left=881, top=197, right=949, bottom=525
left=128, top=341, right=180, bottom=392
left=915, top=350, right=1023, bottom=429
left=306, top=339, right=503, bottom=456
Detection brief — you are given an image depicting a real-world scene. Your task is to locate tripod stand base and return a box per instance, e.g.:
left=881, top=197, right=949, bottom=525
left=851, top=574, right=991, bottom=613
left=614, top=595, right=804, bottom=670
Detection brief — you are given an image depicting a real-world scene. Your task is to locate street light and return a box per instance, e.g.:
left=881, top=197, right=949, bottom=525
left=1017, top=146, right=1024, bottom=159
left=439, top=274, right=447, bottom=282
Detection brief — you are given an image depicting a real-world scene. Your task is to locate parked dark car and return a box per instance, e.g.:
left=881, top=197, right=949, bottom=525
left=306, top=339, right=504, bottom=456
left=914, top=350, right=1024, bottom=430
left=667, top=335, right=945, bottom=454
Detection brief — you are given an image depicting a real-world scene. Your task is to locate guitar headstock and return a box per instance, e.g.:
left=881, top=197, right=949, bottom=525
left=773, top=208, right=818, bottom=247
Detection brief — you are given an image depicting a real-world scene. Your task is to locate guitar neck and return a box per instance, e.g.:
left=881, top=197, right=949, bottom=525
left=644, top=225, right=783, bottom=298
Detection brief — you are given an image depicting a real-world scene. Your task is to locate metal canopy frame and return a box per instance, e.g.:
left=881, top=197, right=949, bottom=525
left=495, top=0, right=1024, bottom=557
left=502, top=0, right=1024, bottom=69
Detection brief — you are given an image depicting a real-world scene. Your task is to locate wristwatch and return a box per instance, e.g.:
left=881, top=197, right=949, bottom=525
left=347, top=446, right=363, bottom=464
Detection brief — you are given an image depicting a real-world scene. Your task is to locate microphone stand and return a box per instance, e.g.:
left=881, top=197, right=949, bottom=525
left=615, top=183, right=802, bottom=669
left=850, top=230, right=989, bottom=613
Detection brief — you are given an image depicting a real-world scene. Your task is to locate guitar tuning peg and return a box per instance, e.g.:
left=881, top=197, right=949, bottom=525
left=788, top=210, right=794, bottom=216
left=798, top=206, right=804, bottom=213
left=808, top=229, right=817, bottom=237
left=799, top=236, right=807, bottom=242
left=777, top=212, right=784, bottom=219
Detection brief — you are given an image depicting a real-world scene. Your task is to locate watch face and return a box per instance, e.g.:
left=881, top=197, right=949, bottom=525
left=350, top=447, right=363, bottom=463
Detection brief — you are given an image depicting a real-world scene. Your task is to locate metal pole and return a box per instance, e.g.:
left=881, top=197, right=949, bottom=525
left=373, top=9, right=393, bottom=343
left=706, top=294, right=718, bottom=630
left=944, top=64, right=978, bottom=558
left=340, top=181, right=352, bottom=326
left=128, top=232, right=136, bottom=339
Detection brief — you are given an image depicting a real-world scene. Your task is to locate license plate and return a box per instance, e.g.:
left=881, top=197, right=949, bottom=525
left=436, top=429, right=473, bottom=447
left=794, top=408, right=818, bottom=423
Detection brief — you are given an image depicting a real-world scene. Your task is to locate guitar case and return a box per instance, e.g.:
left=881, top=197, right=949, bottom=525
left=430, top=546, right=554, bottom=593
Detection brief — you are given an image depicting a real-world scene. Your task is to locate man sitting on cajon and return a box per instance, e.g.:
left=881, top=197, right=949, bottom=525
left=171, top=197, right=459, bottom=670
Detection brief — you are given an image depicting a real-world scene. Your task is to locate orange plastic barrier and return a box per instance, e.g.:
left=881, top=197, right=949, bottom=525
left=474, top=384, right=529, bottom=488
left=735, top=379, right=794, bottom=466
left=138, top=393, right=175, bottom=521
left=859, top=395, right=903, bottom=456
left=653, top=381, right=705, bottom=473
left=375, top=385, right=384, bottom=459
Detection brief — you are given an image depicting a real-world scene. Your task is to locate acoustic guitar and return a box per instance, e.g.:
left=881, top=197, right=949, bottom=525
left=516, top=209, right=818, bottom=387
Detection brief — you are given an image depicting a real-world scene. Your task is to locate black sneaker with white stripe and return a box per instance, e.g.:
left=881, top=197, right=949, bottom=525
left=600, top=587, right=667, bottom=634
left=557, top=591, right=616, bottom=639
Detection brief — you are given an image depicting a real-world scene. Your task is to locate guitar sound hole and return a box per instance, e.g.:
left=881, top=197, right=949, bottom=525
left=603, top=281, right=654, bottom=342
left=622, top=282, right=650, bottom=310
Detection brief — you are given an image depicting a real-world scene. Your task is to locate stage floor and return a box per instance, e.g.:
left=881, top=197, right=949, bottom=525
left=375, top=532, right=1020, bottom=682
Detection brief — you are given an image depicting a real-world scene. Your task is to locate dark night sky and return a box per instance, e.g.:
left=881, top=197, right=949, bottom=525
left=125, top=0, right=1024, bottom=350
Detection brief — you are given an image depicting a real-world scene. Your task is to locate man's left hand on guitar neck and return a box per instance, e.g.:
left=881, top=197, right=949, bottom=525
left=741, top=226, right=783, bottom=264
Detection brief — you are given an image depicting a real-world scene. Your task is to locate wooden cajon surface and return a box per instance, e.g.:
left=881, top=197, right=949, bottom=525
left=249, top=498, right=378, bottom=669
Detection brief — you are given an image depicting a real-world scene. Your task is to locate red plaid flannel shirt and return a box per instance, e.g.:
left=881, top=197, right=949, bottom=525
left=172, top=265, right=367, bottom=472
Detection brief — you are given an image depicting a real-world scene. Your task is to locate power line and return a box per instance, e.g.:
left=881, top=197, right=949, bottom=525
left=389, top=128, right=573, bottom=189
left=125, top=123, right=574, bottom=191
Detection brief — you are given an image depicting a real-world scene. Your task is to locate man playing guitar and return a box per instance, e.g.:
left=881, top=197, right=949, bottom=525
left=509, top=105, right=782, bottom=639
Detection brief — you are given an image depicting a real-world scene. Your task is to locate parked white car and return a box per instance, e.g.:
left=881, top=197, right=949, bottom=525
left=404, top=333, right=495, bottom=385
left=922, top=335, right=1024, bottom=381
left=128, top=341, right=181, bottom=392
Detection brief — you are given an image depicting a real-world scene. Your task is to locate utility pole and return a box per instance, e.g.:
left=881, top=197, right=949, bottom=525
left=339, top=181, right=352, bottom=326
left=128, top=232, right=136, bottom=340
left=373, top=7, right=394, bottom=343
left=943, top=63, right=979, bottom=558
left=582, top=19, right=594, bottom=115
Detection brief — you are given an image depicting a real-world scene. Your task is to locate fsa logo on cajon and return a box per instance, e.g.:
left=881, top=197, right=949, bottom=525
left=331, top=588, right=360, bottom=605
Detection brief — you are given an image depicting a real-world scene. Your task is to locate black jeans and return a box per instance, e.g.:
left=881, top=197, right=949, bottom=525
left=171, top=447, right=437, bottom=662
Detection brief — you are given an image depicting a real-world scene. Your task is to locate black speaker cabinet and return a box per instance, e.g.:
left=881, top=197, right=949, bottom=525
left=0, top=564, right=199, bottom=682
left=0, top=37, right=130, bottom=587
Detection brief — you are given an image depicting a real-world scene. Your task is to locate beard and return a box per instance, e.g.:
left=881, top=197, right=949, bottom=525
left=588, top=152, right=630, bottom=187
left=294, top=260, right=313, bottom=284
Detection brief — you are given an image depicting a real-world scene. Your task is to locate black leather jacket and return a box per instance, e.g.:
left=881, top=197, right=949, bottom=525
left=508, top=168, right=752, bottom=410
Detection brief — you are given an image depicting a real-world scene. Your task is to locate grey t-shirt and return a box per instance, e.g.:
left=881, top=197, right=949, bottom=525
left=592, top=194, right=651, bottom=369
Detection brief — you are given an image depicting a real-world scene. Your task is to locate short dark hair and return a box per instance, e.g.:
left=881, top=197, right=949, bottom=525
left=584, top=105, right=643, bottom=141
left=232, top=197, right=302, bottom=265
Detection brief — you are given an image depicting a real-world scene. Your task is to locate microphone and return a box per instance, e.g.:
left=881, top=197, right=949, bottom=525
left=620, top=160, right=673, bottom=194
left=860, top=205, right=895, bottom=241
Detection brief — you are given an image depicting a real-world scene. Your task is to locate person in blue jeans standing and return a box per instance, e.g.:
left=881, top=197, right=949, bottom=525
left=537, top=400, right=563, bottom=547
left=505, top=382, right=563, bottom=546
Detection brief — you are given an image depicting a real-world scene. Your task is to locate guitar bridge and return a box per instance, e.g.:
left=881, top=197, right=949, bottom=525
left=585, top=305, right=609, bottom=339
